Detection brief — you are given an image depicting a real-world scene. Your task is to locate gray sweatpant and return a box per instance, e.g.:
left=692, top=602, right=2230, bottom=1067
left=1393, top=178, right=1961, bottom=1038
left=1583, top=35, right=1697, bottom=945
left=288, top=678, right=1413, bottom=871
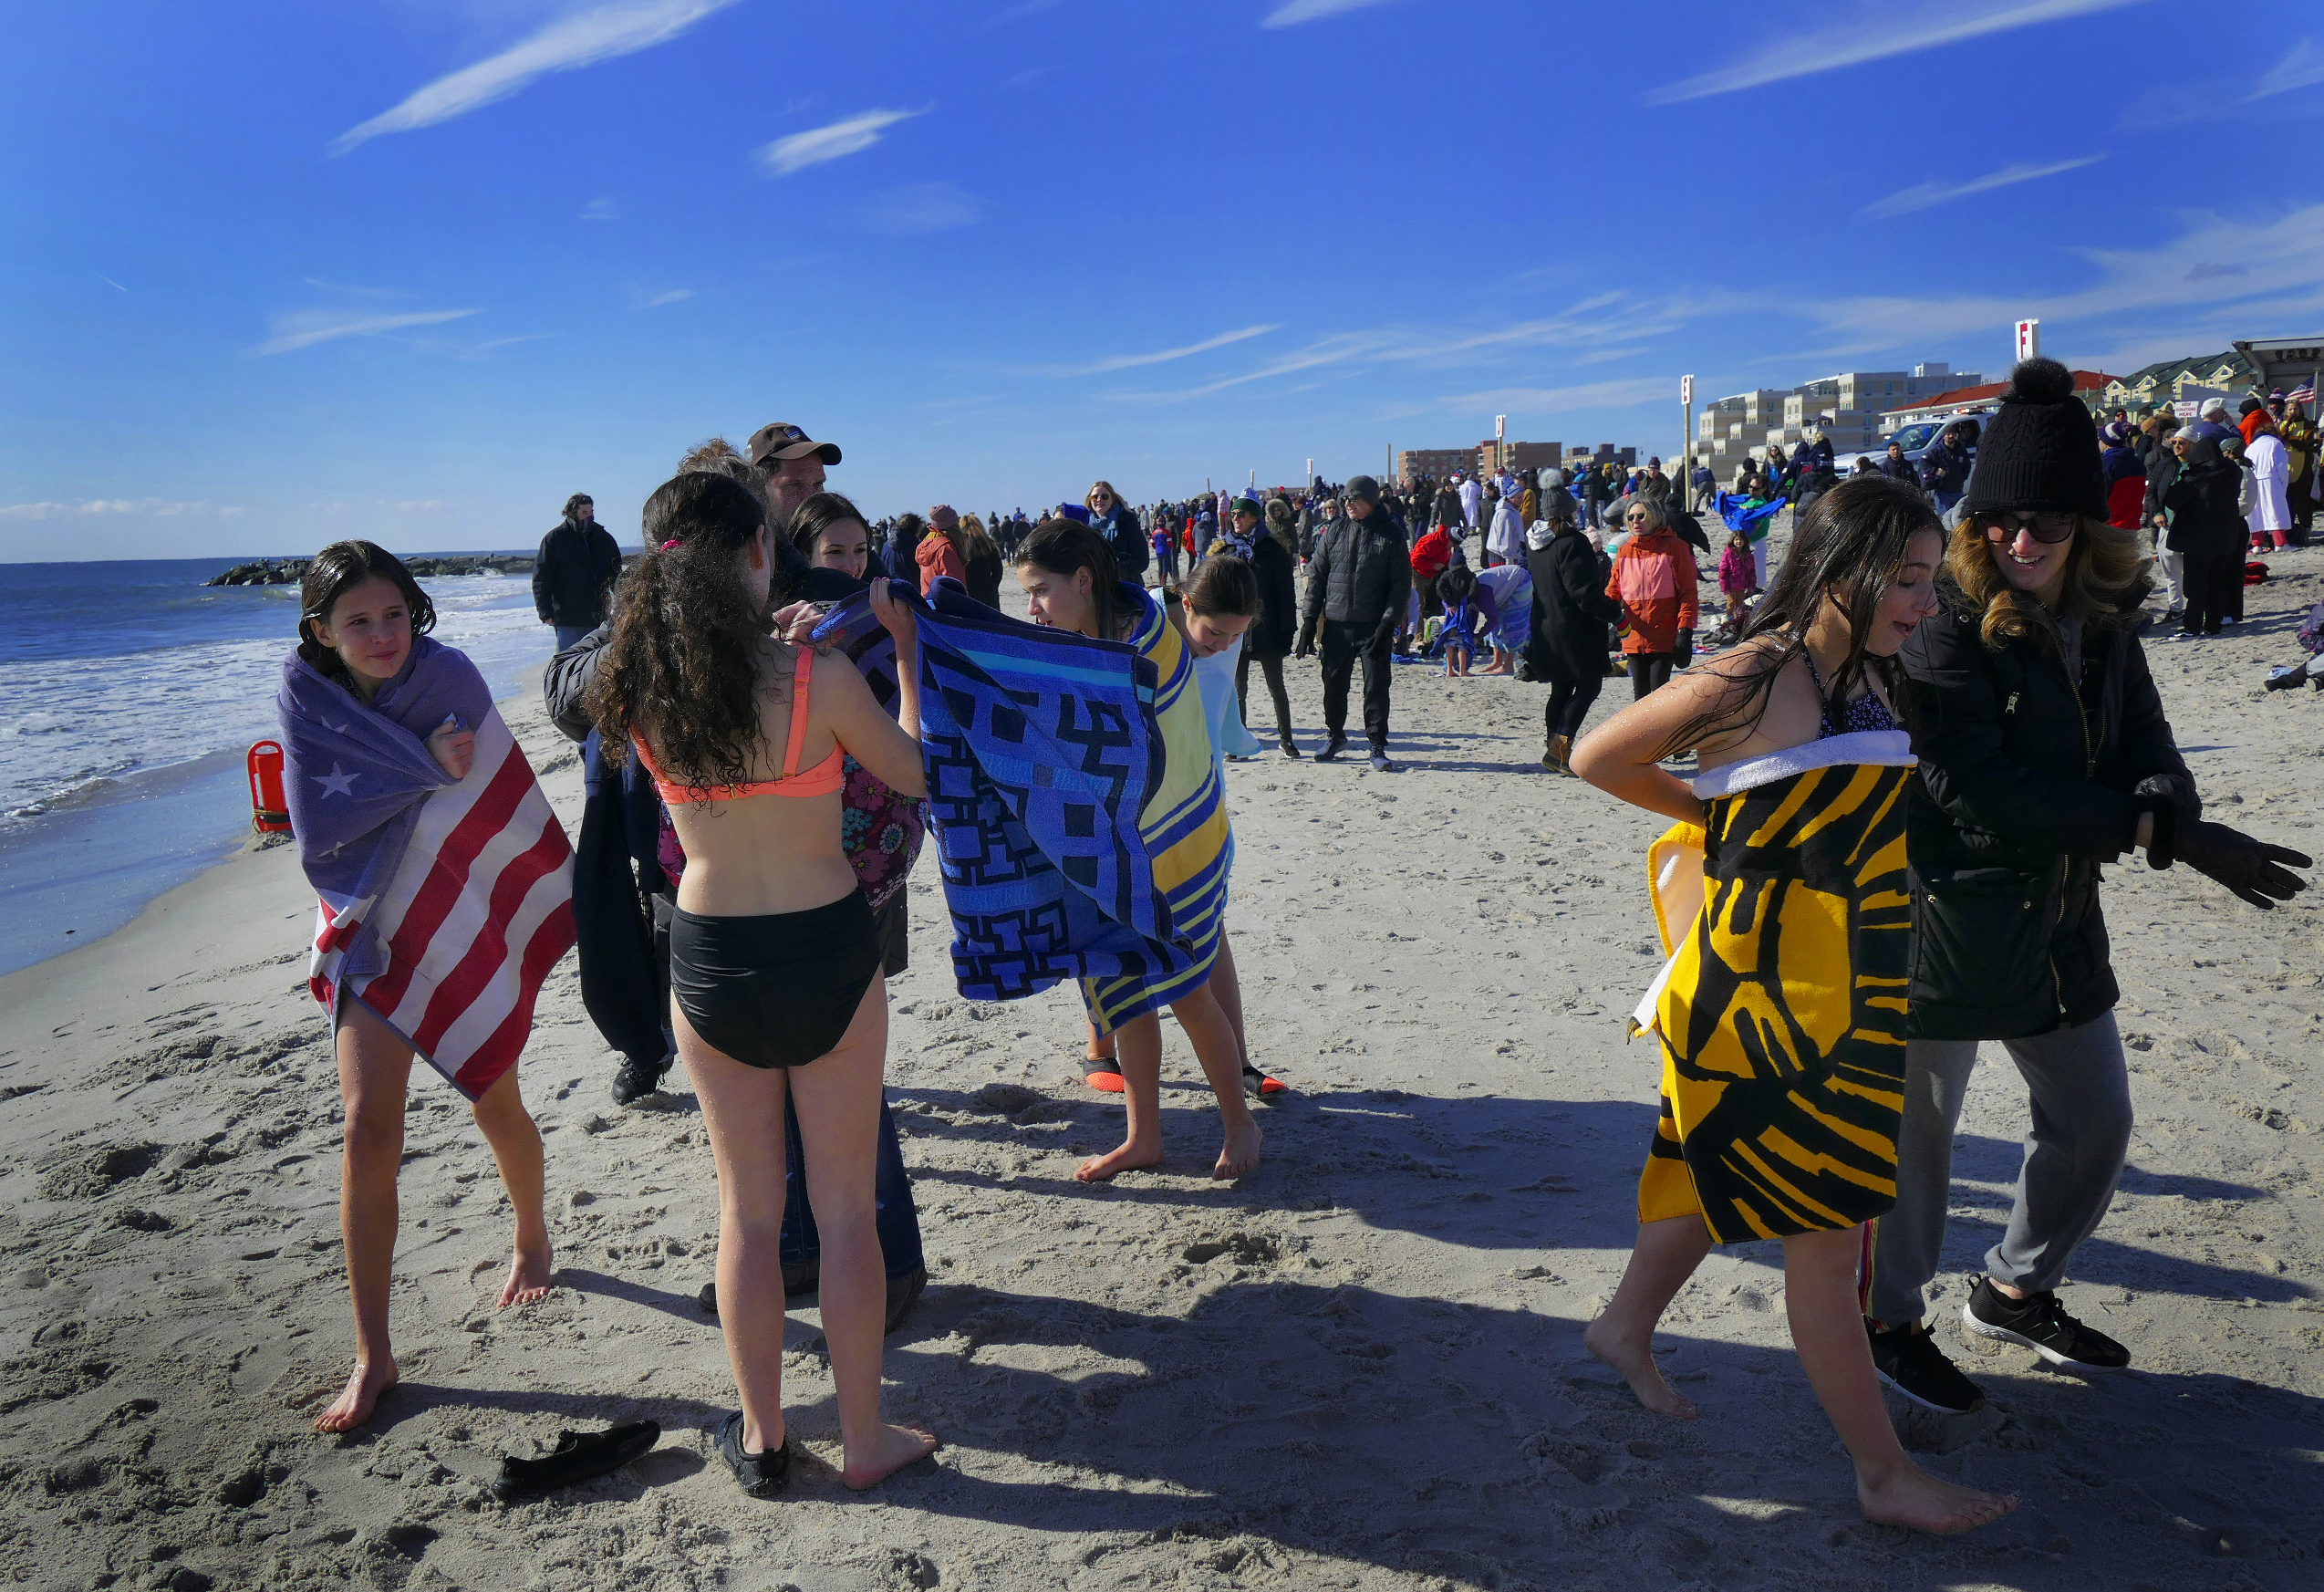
left=1869, top=1011, right=2132, bottom=1325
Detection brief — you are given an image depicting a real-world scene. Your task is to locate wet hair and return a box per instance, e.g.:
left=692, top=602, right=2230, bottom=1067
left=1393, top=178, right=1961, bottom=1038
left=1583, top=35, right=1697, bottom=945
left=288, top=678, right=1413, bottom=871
left=564, top=493, right=594, bottom=517
left=1947, top=507, right=2145, bottom=650
left=586, top=472, right=781, bottom=792
left=297, top=540, right=436, bottom=682
left=1651, top=473, right=1941, bottom=761
left=1015, top=517, right=1122, bottom=640
left=1175, top=552, right=1259, bottom=619
left=788, top=490, right=870, bottom=558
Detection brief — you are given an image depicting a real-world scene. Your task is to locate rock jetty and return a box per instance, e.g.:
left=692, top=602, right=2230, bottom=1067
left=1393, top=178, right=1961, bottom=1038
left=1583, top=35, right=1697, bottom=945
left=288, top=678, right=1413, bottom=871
left=204, top=553, right=534, bottom=587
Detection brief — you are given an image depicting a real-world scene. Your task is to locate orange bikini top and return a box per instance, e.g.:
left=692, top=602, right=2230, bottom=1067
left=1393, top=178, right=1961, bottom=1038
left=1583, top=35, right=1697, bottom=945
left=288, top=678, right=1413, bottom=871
left=635, top=648, right=846, bottom=803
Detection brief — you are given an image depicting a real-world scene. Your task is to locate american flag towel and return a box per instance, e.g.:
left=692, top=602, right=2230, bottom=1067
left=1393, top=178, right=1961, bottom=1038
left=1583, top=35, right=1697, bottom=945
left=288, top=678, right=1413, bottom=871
left=278, top=638, right=575, bottom=1099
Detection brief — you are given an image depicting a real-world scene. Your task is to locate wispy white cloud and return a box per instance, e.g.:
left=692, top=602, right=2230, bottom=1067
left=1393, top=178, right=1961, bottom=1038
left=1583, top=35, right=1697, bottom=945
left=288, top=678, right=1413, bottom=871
left=986, top=0, right=1067, bottom=26
left=580, top=196, right=620, bottom=221
left=1861, top=155, right=2103, bottom=219
left=1043, top=325, right=1281, bottom=377
left=249, top=307, right=481, bottom=358
left=2120, top=37, right=2324, bottom=128
left=451, top=332, right=560, bottom=359
left=1787, top=203, right=2324, bottom=361
left=1263, top=0, right=1405, bottom=27
left=1101, top=294, right=1706, bottom=404
left=1648, top=0, right=2153, bottom=104
left=389, top=499, right=448, bottom=513
left=756, top=107, right=929, bottom=177
left=92, top=271, right=127, bottom=293
left=643, top=288, right=694, bottom=307
left=1434, top=378, right=1672, bottom=413
left=0, top=498, right=234, bottom=520
left=330, top=0, right=742, bottom=155
left=837, top=182, right=980, bottom=234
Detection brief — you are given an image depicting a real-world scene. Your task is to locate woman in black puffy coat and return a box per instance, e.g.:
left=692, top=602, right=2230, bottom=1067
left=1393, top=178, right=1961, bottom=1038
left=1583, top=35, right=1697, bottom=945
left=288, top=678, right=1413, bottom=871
left=1236, top=505, right=1302, bottom=757
left=1526, top=512, right=1623, bottom=774
left=1863, top=359, right=2309, bottom=1415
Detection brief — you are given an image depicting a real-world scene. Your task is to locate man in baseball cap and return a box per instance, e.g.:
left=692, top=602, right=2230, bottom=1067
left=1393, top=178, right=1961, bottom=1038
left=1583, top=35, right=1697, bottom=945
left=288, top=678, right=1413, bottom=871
left=746, top=421, right=843, bottom=525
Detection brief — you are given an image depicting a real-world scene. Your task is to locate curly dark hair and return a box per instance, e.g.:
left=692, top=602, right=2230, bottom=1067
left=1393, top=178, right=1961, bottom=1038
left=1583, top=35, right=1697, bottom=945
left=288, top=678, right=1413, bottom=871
left=296, top=540, right=435, bottom=682
left=586, top=472, right=783, bottom=794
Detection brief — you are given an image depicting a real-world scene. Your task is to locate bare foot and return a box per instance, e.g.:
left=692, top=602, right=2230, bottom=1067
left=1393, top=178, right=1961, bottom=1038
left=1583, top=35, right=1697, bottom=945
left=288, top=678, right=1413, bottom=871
left=843, top=1424, right=941, bottom=1491
left=1582, top=1316, right=1698, bottom=1419
left=313, top=1355, right=399, bottom=1433
left=1213, top=1116, right=1262, bottom=1180
left=498, top=1241, right=554, bottom=1308
left=1076, top=1138, right=1164, bottom=1181
left=1858, top=1462, right=2018, bottom=1535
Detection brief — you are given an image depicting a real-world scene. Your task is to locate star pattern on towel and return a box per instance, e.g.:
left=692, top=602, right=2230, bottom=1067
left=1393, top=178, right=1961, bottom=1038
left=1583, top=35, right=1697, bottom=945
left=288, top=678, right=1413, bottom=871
left=313, top=764, right=360, bottom=798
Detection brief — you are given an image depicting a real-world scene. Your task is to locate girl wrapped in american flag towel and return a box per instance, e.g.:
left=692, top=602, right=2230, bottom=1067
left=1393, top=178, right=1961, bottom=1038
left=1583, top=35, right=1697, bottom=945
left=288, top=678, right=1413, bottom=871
left=278, top=541, right=576, bottom=1432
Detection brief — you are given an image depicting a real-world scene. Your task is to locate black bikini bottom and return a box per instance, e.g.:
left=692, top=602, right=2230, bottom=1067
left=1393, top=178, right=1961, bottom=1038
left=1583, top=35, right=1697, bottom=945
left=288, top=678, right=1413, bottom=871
left=669, top=892, right=880, bottom=1069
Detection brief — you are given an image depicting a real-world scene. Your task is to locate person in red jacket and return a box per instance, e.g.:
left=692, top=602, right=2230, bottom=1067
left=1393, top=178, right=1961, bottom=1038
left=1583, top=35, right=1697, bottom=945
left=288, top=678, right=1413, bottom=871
left=1606, top=499, right=1699, bottom=699
left=1402, top=521, right=1458, bottom=654
left=2101, top=426, right=2147, bottom=531
left=916, top=505, right=968, bottom=594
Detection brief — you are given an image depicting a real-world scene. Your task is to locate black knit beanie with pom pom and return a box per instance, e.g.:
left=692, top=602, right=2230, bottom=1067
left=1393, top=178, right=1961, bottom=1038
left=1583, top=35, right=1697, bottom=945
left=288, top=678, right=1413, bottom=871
left=1960, top=358, right=2107, bottom=518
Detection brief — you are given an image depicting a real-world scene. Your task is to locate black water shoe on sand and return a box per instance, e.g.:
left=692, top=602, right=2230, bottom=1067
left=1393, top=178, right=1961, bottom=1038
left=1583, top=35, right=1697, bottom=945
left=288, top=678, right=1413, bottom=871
left=493, top=1420, right=660, bottom=1501
left=610, top=1052, right=672, bottom=1106
left=1962, top=1279, right=2131, bottom=1370
left=718, top=1411, right=794, bottom=1499
left=1867, top=1318, right=1984, bottom=1413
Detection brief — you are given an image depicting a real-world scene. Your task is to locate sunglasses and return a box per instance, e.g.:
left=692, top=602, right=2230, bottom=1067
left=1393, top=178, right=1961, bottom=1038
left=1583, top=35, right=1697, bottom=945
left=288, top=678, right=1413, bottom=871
left=1982, top=510, right=2078, bottom=545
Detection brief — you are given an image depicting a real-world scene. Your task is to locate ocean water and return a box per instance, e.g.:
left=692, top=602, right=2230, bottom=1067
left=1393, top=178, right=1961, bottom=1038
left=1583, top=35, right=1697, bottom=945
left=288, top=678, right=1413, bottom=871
left=0, top=557, right=555, bottom=975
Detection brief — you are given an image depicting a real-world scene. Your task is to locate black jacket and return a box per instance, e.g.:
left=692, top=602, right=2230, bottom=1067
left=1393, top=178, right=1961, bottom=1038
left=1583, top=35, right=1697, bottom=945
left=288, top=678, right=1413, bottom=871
left=1917, top=440, right=1971, bottom=498
left=1527, top=529, right=1623, bottom=683
left=534, top=517, right=622, bottom=627
left=2161, top=456, right=2245, bottom=557
left=1246, top=533, right=1299, bottom=659
left=1093, top=505, right=1148, bottom=580
left=1899, top=578, right=2190, bottom=1040
left=1302, top=510, right=1411, bottom=636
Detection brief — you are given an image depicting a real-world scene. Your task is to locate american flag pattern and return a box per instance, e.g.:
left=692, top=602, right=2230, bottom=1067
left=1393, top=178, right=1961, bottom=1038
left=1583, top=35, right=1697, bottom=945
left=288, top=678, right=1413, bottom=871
left=282, top=640, right=575, bottom=1100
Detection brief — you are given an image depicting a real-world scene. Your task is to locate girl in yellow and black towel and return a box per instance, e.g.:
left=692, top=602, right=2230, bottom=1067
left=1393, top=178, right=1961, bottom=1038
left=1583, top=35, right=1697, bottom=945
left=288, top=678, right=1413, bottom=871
left=1571, top=474, right=2018, bottom=1536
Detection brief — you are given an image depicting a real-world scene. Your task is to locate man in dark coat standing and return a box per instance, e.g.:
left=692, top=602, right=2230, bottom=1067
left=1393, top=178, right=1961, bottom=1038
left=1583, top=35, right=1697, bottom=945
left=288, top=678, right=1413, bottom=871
left=1296, top=474, right=1409, bottom=772
left=534, top=493, right=622, bottom=650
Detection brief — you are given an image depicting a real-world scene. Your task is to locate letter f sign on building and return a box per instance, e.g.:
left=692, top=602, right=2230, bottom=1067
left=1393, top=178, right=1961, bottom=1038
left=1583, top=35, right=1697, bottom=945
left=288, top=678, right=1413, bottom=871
left=2015, top=319, right=2040, bottom=364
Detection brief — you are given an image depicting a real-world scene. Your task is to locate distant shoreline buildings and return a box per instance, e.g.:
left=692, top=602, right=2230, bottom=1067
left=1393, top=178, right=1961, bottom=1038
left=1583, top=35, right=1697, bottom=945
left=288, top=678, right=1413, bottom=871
left=1389, top=338, right=2313, bottom=488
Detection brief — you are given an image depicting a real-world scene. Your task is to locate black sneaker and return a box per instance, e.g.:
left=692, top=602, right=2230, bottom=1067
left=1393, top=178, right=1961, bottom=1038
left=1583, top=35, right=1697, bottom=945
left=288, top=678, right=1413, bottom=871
left=717, top=1410, right=793, bottom=1498
left=610, top=1052, right=672, bottom=1106
left=1867, top=1317, right=1985, bottom=1412
left=1962, top=1278, right=2131, bottom=1370
left=1314, top=734, right=1347, bottom=763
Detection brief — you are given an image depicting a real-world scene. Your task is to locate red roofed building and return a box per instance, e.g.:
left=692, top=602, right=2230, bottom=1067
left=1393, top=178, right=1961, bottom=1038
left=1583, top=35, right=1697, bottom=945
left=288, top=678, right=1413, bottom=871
left=1880, top=370, right=2117, bottom=432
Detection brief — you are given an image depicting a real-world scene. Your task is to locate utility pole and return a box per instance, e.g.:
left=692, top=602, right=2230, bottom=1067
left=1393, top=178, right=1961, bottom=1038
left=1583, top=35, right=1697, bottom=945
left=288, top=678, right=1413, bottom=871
left=1680, top=374, right=1695, bottom=510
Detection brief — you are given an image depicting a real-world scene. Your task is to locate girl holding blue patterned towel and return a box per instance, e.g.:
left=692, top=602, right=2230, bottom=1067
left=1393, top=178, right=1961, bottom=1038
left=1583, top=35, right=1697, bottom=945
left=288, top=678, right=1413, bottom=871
left=1014, top=522, right=1263, bottom=1182
left=1569, top=475, right=2017, bottom=1535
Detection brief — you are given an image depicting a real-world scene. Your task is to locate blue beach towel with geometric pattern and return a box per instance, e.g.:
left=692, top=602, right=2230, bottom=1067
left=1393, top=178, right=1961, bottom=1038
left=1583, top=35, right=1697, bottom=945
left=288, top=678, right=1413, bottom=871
left=813, top=579, right=1199, bottom=1004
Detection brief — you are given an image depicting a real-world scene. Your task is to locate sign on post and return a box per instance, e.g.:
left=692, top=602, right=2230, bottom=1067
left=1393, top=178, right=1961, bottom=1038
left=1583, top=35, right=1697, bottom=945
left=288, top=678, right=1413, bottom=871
left=2015, top=319, right=2040, bottom=364
left=1680, top=375, right=1694, bottom=405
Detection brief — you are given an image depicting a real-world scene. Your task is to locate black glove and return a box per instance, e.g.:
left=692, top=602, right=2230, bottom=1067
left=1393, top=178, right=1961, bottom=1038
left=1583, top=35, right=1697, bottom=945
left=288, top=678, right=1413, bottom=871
left=2173, top=817, right=2311, bottom=910
left=1675, top=628, right=1695, bottom=669
left=1365, top=623, right=1396, bottom=660
left=1294, top=621, right=1317, bottom=660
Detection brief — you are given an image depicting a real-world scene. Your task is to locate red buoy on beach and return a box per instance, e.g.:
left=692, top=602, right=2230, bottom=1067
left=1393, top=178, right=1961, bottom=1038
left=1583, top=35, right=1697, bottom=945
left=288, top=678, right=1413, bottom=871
left=248, top=741, right=292, bottom=834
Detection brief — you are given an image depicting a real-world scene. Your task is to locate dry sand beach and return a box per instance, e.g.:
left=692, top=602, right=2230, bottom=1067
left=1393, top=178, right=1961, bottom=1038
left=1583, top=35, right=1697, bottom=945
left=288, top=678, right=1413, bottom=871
left=3, top=539, right=2320, bottom=1592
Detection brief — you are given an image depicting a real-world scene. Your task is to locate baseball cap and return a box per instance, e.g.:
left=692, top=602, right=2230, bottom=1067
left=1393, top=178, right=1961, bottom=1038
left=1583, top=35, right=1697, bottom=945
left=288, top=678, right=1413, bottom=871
left=746, top=421, right=842, bottom=467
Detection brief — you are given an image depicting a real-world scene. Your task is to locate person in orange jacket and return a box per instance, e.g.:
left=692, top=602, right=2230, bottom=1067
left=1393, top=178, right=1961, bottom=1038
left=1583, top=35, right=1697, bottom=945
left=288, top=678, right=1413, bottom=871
left=916, top=504, right=968, bottom=594
left=1606, top=497, right=1698, bottom=700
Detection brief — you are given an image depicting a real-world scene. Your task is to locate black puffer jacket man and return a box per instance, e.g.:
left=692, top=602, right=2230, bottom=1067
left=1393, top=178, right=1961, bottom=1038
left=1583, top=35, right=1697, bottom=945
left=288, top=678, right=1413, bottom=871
left=1296, top=474, right=1409, bottom=771
left=534, top=494, right=621, bottom=648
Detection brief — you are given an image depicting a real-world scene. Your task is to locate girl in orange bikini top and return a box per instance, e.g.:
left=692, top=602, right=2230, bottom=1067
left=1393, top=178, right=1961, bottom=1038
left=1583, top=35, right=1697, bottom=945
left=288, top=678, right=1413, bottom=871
left=633, top=647, right=846, bottom=802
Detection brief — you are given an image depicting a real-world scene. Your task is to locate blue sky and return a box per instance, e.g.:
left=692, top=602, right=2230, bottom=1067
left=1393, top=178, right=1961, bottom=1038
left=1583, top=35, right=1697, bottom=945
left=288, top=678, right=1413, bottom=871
left=5, top=0, right=2320, bottom=560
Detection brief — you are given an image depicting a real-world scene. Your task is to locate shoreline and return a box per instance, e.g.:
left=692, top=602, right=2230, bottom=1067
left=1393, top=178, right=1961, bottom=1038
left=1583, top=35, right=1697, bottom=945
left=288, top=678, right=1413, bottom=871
left=1, top=571, right=2319, bottom=1590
